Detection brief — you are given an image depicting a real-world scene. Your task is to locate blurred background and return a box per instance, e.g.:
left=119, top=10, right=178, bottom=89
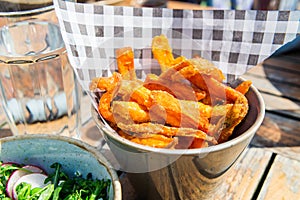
left=178, top=0, right=300, bottom=10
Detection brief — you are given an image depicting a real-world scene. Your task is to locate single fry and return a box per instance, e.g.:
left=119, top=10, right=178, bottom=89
left=98, top=72, right=123, bottom=123
left=117, top=79, right=142, bottom=101
left=189, top=138, right=208, bottom=149
left=190, top=57, right=225, bottom=82
left=129, top=85, right=152, bottom=107
left=98, top=92, right=115, bottom=123
left=218, top=103, right=249, bottom=143
left=116, top=47, right=136, bottom=80
left=152, top=34, right=174, bottom=72
left=90, top=72, right=122, bottom=92
left=235, top=80, right=252, bottom=95
left=149, top=90, right=210, bottom=131
left=117, top=122, right=216, bottom=143
left=111, top=101, right=150, bottom=124
left=144, top=73, right=206, bottom=101
left=131, top=134, right=178, bottom=148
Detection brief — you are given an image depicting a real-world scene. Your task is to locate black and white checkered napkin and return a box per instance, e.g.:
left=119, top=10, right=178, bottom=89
left=53, top=0, right=299, bottom=93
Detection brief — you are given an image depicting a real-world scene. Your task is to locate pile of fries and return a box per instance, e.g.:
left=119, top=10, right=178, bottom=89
left=90, top=35, right=251, bottom=149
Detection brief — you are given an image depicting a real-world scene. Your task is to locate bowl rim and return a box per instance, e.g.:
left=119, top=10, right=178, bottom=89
left=93, top=79, right=265, bottom=156
left=0, top=134, right=122, bottom=200
left=0, top=5, right=54, bottom=17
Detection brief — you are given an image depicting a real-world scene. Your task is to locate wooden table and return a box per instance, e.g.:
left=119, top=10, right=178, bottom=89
left=1, top=3, right=300, bottom=199
left=1, top=47, right=299, bottom=199
left=215, top=49, right=300, bottom=199
left=108, top=45, right=299, bottom=200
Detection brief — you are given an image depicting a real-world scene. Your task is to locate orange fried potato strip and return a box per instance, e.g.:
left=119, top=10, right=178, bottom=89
left=143, top=73, right=206, bottom=101
left=94, top=34, right=251, bottom=148
left=97, top=72, right=122, bottom=123
left=111, top=101, right=150, bottom=124
left=90, top=72, right=122, bottom=92
left=117, top=122, right=216, bottom=144
left=218, top=103, right=249, bottom=143
left=116, top=47, right=136, bottom=80
left=189, top=138, right=208, bottom=149
left=235, top=80, right=252, bottom=95
left=152, top=34, right=175, bottom=72
left=128, top=87, right=211, bottom=131
left=189, top=57, right=225, bottom=82
left=117, top=125, right=177, bottom=148
left=131, top=134, right=178, bottom=148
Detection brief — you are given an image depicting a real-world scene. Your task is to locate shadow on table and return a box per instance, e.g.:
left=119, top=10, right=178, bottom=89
left=251, top=36, right=300, bottom=148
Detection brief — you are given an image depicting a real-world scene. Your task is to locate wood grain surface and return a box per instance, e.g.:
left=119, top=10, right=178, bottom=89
left=1, top=50, right=300, bottom=200
left=258, top=155, right=300, bottom=200
left=1, top=9, right=300, bottom=200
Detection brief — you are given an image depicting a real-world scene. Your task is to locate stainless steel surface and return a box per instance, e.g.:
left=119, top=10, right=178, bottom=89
left=92, top=79, right=265, bottom=199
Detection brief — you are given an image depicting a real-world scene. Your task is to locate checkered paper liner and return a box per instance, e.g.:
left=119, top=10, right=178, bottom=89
left=53, top=0, right=299, bottom=101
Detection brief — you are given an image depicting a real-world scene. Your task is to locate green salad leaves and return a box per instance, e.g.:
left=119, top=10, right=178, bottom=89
left=0, top=163, right=20, bottom=200
left=0, top=162, right=111, bottom=200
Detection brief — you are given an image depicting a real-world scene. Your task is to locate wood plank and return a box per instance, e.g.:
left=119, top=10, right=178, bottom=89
left=262, top=64, right=300, bottom=86
left=261, top=93, right=300, bottom=113
left=251, top=112, right=300, bottom=160
left=79, top=119, right=104, bottom=147
left=264, top=147, right=300, bottom=163
left=244, top=64, right=267, bottom=78
left=241, top=75, right=300, bottom=118
left=242, top=68, right=300, bottom=119
left=263, top=56, right=300, bottom=74
left=242, top=74, right=282, bottom=96
left=243, top=66, right=300, bottom=101
left=257, top=155, right=300, bottom=200
left=215, top=147, right=273, bottom=200
left=242, top=74, right=300, bottom=101
left=0, top=128, right=13, bottom=138
left=119, top=173, right=139, bottom=200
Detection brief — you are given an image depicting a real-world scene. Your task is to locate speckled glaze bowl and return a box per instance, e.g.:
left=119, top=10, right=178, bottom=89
left=0, top=134, right=122, bottom=200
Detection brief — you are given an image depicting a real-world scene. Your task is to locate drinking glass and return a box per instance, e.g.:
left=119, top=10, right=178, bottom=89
left=0, top=4, right=82, bottom=137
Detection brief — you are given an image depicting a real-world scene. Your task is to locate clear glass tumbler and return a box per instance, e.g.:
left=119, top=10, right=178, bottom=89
left=0, top=7, right=81, bottom=137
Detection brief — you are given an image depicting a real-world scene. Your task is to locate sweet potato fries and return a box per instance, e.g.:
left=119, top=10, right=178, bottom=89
left=90, top=35, right=251, bottom=149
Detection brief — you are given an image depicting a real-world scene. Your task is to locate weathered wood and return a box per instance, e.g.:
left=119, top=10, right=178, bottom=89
left=263, top=56, right=300, bottom=74
left=80, top=119, right=104, bottom=147
left=265, top=147, right=300, bottom=162
left=119, top=174, right=139, bottom=200
left=215, top=147, right=273, bottom=200
left=242, top=73, right=300, bottom=101
left=243, top=62, right=300, bottom=101
left=257, top=155, right=300, bottom=200
left=243, top=63, right=300, bottom=119
left=262, top=65, right=300, bottom=85
left=0, top=129, right=13, bottom=138
left=261, top=93, right=300, bottom=113
left=251, top=112, right=300, bottom=161
left=242, top=74, right=300, bottom=118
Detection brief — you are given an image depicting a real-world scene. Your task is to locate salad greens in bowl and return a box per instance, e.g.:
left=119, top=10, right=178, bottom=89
left=0, top=134, right=121, bottom=200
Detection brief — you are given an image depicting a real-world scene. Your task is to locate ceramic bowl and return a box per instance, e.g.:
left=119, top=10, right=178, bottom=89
left=0, top=134, right=122, bottom=200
